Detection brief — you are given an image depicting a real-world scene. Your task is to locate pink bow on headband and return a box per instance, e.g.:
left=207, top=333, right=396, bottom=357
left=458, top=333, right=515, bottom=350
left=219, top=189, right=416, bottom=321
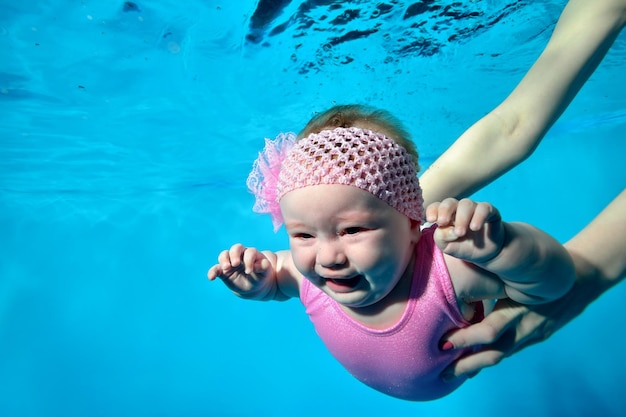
left=246, top=132, right=296, bottom=231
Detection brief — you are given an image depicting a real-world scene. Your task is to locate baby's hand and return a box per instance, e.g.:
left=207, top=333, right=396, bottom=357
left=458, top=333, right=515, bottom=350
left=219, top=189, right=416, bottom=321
left=208, top=243, right=276, bottom=300
left=426, top=198, right=505, bottom=263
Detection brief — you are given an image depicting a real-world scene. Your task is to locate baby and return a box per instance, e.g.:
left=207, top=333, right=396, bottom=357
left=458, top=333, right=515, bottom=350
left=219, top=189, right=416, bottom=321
left=208, top=105, right=575, bottom=401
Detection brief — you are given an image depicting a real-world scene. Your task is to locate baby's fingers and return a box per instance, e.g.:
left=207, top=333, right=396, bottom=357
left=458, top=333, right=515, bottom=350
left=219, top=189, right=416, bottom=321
left=215, top=245, right=269, bottom=276
left=207, top=264, right=222, bottom=281
left=214, top=243, right=250, bottom=273
left=208, top=244, right=248, bottom=281
left=253, top=256, right=271, bottom=275
left=450, top=199, right=478, bottom=236
left=467, top=202, right=498, bottom=232
left=221, top=244, right=246, bottom=269
left=241, top=247, right=265, bottom=274
left=426, top=198, right=459, bottom=226
left=425, top=201, right=442, bottom=224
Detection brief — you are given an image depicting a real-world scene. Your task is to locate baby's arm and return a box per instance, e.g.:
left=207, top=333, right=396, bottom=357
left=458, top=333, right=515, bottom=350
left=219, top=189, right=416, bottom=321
left=427, top=199, right=576, bottom=305
left=208, top=244, right=300, bottom=301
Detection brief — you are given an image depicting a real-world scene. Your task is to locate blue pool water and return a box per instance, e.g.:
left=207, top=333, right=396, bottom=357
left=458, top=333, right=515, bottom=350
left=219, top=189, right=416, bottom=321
left=1, top=1, right=625, bottom=416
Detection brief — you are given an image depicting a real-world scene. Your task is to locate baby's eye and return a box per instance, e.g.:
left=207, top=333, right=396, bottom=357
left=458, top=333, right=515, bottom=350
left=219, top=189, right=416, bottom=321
left=293, top=232, right=314, bottom=239
left=343, top=227, right=365, bottom=235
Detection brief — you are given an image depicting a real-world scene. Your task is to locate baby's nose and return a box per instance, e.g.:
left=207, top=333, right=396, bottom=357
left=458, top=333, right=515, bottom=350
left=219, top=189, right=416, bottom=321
left=317, top=241, right=347, bottom=268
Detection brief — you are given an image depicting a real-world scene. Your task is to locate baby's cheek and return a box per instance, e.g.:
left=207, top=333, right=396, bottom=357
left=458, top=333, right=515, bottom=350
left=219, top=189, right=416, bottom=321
left=291, top=248, right=313, bottom=275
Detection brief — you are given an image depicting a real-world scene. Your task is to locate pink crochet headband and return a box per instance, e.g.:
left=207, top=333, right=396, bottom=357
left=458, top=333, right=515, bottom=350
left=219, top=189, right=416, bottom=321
left=246, top=127, right=424, bottom=231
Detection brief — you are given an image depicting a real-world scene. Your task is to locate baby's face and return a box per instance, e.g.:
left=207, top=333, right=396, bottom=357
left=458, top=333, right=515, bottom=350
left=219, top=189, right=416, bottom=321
left=280, top=184, right=420, bottom=309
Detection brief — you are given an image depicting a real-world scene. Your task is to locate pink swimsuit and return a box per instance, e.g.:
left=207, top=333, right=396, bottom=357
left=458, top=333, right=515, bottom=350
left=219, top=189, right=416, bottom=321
left=299, top=225, right=480, bottom=401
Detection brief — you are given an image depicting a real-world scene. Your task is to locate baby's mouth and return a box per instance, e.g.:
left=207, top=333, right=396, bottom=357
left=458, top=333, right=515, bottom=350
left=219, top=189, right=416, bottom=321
left=324, top=275, right=362, bottom=292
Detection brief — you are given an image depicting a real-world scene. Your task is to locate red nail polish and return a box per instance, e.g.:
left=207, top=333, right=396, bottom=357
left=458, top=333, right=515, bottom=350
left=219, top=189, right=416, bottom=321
left=441, top=341, right=454, bottom=351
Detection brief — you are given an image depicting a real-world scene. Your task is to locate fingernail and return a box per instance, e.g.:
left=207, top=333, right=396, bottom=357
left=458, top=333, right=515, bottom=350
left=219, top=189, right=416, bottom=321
left=441, top=341, right=454, bottom=351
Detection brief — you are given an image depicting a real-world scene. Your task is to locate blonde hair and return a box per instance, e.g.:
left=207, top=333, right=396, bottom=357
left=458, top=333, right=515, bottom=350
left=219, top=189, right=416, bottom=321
left=298, top=104, right=420, bottom=171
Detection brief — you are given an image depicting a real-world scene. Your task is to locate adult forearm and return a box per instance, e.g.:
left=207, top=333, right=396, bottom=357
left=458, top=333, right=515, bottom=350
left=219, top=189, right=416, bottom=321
left=420, top=113, right=523, bottom=206
left=420, top=0, right=626, bottom=207
left=564, top=189, right=626, bottom=290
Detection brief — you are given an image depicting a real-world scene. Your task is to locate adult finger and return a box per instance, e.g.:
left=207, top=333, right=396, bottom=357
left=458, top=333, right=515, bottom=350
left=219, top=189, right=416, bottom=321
left=442, top=331, right=514, bottom=379
left=442, top=299, right=526, bottom=349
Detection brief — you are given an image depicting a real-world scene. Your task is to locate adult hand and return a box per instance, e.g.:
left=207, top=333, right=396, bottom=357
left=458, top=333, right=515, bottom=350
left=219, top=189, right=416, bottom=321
left=441, top=268, right=607, bottom=380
